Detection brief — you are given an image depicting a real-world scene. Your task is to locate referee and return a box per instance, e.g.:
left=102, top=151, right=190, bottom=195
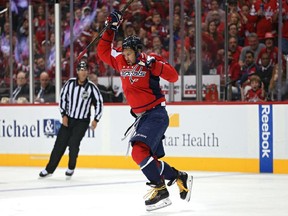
left=39, top=60, right=103, bottom=178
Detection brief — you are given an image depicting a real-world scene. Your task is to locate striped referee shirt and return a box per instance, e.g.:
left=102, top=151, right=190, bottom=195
left=59, top=78, right=103, bottom=122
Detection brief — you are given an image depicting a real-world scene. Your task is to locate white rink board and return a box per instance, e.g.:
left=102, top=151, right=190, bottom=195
left=0, top=104, right=287, bottom=160
left=272, top=104, right=288, bottom=159
left=165, top=105, right=259, bottom=158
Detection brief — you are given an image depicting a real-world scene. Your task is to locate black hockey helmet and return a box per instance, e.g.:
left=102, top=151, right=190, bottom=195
left=122, top=35, right=142, bottom=52
left=77, top=60, right=88, bottom=70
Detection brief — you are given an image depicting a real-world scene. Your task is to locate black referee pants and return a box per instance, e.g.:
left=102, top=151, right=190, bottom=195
left=45, top=118, right=89, bottom=173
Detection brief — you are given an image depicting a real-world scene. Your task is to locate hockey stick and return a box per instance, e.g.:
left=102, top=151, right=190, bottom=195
left=0, top=8, right=8, bottom=15
left=76, top=0, right=135, bottom=62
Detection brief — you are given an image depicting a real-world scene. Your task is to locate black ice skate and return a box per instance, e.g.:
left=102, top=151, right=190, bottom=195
left=39, top=169, right=52, bottom=178
left=65, top=169, right=74, bottom=180
left=144, top=182, right=172, bottom=211
left=168, top=169, right=193, bottom=202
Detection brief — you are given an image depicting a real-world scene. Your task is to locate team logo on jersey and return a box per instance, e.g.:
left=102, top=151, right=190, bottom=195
left=120, top=65, right=146, bottom=84
left=81, top=91, right=89, bottom=99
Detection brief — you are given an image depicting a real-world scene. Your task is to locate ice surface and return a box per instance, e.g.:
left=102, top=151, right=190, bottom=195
left=0, top=167, right=287, bottom=216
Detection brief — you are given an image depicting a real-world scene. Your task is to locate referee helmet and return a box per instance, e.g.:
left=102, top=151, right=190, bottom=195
left=77, top=60, right=88, bottom=71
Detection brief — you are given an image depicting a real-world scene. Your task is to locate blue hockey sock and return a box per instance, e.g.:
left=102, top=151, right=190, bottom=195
left=158, top=161, right=178, bottom=181
left=140, top=156, right=162, bottom=184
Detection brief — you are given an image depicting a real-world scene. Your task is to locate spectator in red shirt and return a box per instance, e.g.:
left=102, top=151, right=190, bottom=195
left=254, top=0, right=278, bottom=43
left=215, top=49, right=226, bottom=85
left=145, top=10, right=168, bottom=39
left=256, top=32, right=280, bottom=66
left=208, top=11, right=225, bottom=33
left=125, top=1, right=149, bottom=31
left=228, top=36, right=243, bottom=63
left=147, top=35, right=169, bottom=61
left=185, top=26, right=195, bottom=51
left=244, top=75, right=265, bottom=101
left=228, top=50, right=242, bottom=83
left=239, top=4, right=258, bottom=46
left=34, top=5, right=46, bottom=47
left=202, top=20, right=224, bottom=66
left=122, top=21, right=136, bottom=38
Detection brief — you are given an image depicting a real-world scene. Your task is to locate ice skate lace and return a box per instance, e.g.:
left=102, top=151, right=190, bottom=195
left=144, top=185, right=166, bottom=200
left=177, top=179, right=189, bottom=193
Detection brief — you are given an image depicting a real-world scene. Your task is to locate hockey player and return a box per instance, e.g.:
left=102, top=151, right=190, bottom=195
left=97, top=10, right=193, bottom=211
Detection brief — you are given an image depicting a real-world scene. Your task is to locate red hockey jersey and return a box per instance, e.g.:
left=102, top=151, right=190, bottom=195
left=97, top=30, right=178, bottom=114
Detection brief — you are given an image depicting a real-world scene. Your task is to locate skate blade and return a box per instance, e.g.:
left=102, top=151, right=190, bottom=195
left=185, top=175, right=193, bottom=202
left=65, top=175, right=73, bottom=180
left=38, top=174, right=52, bottom=179
left=146, top=198, right=172, bottom=211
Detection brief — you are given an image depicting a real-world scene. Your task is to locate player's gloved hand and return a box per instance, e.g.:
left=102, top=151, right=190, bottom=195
left=136, top=53, right=156, bottom=68
left=105, top=10, right=123, bottom=31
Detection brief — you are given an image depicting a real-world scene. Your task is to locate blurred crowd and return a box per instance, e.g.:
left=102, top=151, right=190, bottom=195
left=0, top=0, right=288, bottom=103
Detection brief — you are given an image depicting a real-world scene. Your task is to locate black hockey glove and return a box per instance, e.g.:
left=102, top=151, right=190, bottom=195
left=105, top=10, right=123, bottom=31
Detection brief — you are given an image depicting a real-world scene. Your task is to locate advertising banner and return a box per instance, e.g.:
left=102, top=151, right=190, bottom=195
left=0, top=104, right=287, bottom=173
